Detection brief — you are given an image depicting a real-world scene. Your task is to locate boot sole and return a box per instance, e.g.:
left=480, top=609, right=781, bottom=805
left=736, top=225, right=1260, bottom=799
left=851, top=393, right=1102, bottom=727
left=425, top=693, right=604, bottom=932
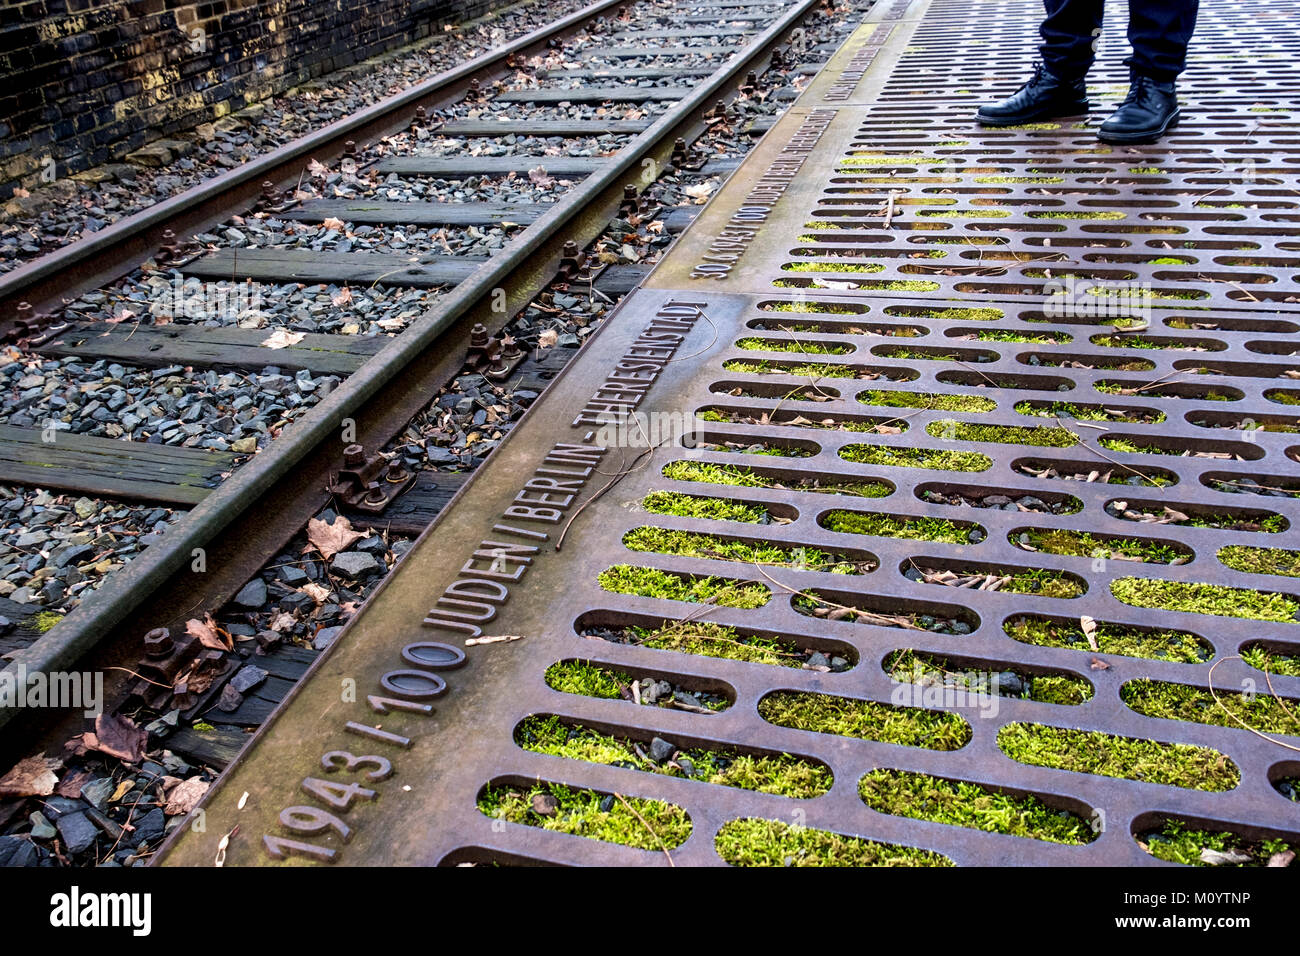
left=975, top=103, right=1091, bottom=127
left=1096, top=109, right=1181, bottom=145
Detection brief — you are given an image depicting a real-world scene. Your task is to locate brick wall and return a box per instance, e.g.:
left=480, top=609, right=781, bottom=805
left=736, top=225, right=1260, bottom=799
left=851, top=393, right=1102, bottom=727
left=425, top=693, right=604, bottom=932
left=0, top=0, right=507, bottom=196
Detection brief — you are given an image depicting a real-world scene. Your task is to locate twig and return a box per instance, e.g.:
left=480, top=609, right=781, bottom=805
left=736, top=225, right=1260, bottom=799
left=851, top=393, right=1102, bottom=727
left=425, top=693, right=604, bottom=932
left=1205, top=657, right=1300, bottom=753
left=614, top=792, right=675, bottom=866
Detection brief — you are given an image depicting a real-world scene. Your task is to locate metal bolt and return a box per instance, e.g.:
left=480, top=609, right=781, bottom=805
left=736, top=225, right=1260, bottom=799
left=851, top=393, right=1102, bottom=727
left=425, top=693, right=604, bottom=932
left=414, top=105, right=427, bottom=126
left=343, top=443, right=365, bottom=467
left=344, top=140, right=357, bottom=159
left=364, top=484, right=387, bottom=505
left=470, top=323, right=489, bottom=347
left=143, top=627, right=173, bottom=660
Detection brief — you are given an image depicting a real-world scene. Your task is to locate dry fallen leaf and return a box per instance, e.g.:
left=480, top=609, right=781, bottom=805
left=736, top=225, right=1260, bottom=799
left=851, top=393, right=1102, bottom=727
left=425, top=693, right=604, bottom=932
left=186, top=613, right=232, bottom=651
left=536, top=328, right=559, bottom=349
left=528, top=165, right=554, bottom=187
left=321, top=216, right=345, bottom=231
left=332, top=286, right=353, bottom=307
left=1089, top=657, right=1111, bottom=671
left=164, top=776, right=210, bottom=816
left=0, top=755, right=60, bottom=799
left=301, top=581, right=331, bottom=604
left=89, top=713, right=147, bottom=764
left=268, top=611, right=297, bottom=633
left=1080, top=615, right=1099, bottom=651
left=308, top=159, right=329, bottom=177
left=260, top=328, right=306, bottom=350
left=307, top=514, right=367, bottom=559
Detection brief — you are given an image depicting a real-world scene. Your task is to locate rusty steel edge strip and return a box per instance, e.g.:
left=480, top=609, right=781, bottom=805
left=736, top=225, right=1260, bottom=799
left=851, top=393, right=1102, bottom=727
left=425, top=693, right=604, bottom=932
left=0, top=0, right=823, bottom=730
left=0, top=0, right=630, bottom=323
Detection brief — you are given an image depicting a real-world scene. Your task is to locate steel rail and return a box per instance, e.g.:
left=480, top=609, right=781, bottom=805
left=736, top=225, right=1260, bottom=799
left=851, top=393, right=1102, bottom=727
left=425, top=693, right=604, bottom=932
left=0, top=0, right=822, bottom=738
left=0, top=0, right=629, bottom=334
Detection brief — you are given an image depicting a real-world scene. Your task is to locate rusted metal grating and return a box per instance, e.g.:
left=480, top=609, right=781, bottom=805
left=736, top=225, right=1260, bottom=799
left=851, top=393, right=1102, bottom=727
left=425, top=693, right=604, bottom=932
left=160, top=0, right=1300, bottom=867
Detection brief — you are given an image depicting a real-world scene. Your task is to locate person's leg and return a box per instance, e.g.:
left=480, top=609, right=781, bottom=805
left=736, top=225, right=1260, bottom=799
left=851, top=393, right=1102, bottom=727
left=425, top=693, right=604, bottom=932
left=1039, top=0, right=1105, bottom=80
left=1126, top=0, right=1199, bottom=81
left=975, top=0, right=1099, bottom=126
left=1097, top=0, right=1197, bottom=143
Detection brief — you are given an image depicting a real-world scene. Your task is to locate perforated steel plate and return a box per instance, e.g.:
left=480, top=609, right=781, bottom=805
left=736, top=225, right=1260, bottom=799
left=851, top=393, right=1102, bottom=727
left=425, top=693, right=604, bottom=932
left=160, top=0, right=1300, bottom=867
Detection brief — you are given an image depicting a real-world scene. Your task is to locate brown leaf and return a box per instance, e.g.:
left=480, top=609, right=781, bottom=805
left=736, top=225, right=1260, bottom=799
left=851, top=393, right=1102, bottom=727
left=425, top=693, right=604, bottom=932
left=1080, top=615, right=1099, bottom=651
left=0, top=755, right=61, bottom=799
left=321, top=216, right=345, bottom=231
left=536, top=328, right=559, bottom=349
left=1089, top=657, right=1111, bottom=670
left=306, top=514, right=366, bottom=560
left=55, top=768, right=91, bottom=798
left=164, top=776, right=210, bottom=816
left=1268, top=849, right=1295, bottom=867
left=186, top=613, right=231, bottom=651
left=91, top=712, right=147, bottom=764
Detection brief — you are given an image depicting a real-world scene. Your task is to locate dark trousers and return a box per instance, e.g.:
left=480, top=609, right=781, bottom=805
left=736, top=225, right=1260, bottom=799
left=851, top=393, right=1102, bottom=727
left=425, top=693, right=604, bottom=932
left=1040, top=0, right=1199, bottom=82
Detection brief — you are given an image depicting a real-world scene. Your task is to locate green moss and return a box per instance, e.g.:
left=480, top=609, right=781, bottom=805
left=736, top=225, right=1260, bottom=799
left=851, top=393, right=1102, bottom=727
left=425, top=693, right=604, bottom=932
left=545, top=659, right=727, bottom=712
left=1241, top=644, right=1300, bottom=678
left=974, top=175, right=1064, bottom=184
left=716, top=817, right=951, bottom=867
left=913, top=565, right=1083, bottom=599
left=622, top=526, right=868, bottom=575
left=1218, top=545, right=1300, bottom=578
left=927, top=420, right=1078, bottom=447
left=25, top=611, right=62, bottom=633
left=860, top=769, right=1095, bottom=844
left=1005, top=614, right=1210, bottom=664
left=760, top=300, right=863, bottom=314
left=1015, top=528, right=1189, bottom=564
left=839, top=155, right=942, bottom=166
left=1111, top=577, right=1299, bottom=623
left=874, top=346, right=976, bottom=362
left=597, top=564, right=769, bottom=608
left=885, top=649, right=1091, bottom=703
left=840, top=443, right=992, bottom=472
left=780, top=262, right=885, bottom=274
left=1014, top=400, right=1164, bottom=424
left=1265, top=389, right=1300, bottom=406
left=1122, top=679, right=1300, bottom=737
left=478, top=782, right=691, bottom=851
left=1091, top=334, right=1205, bottom=350
left=997, top=723, right=1240, bottom=791
left=735, top=337, right=851, bottom=355
left=889, top=306, right=1003, bottom=321
left=696, top=440, right=810, bottom=458
left=969, top=329, right=1072, bottom=344
left=1140, top=819, right=1293, bottom=867
left=1030, top=210, right=1125, bottom=220
left=1129, top=166, right=1165, bottom=174
left=917, top=209, right=1011, bottom=218
left=722, top=358, right=856, bottom=378
left=758, top=691, right=970, bottom=750
left=516, top=715, right=832, bottom=798
left=858, top=389, right=995, bottom=412
left=612, top=619, right=832, bottom=669
left=823, top=510, right=977, bottom=544
left=662, top=459, right=891, bottom=499
left=698, top=408, right=893, bottom=434
left=545, top=660, right=626, bottom=701
left=641, top=490, right=768, bottom=524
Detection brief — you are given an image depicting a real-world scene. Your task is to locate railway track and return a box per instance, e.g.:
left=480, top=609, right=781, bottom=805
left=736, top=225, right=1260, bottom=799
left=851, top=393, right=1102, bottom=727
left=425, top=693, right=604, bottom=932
left=0, top=0, right=881, bottom=865
left=140, top=0, right=1299, bottom=867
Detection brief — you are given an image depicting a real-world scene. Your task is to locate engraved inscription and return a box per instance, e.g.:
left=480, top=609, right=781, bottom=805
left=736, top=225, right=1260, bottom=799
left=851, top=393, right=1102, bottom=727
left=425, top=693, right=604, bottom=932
left=690, top=110, right=836, bottom=279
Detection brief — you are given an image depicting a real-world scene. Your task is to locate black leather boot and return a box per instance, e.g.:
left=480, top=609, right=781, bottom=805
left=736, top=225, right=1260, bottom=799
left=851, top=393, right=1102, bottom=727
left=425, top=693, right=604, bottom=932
left=1097, top=75, right=1180, bottom=144
left=975, top=61, right=1090, bottom=126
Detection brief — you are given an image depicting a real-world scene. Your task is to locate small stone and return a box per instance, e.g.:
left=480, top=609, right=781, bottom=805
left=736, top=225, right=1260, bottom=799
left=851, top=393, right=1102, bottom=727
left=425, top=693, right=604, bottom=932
left=675, top=756, right=696, bottom=777
left=215, top=683, right=244, bottom=712
left=56, top=811, right=99, bottom=854
left=0, top=835, right=40, bottom=867
left=806, top=651, right=831, bottom=670
left=230, top=664, right=268, bottom=693
left=331, top=551, right=380, bottom=578
left=233, top=576, right=267, bottom=608
left=598, top=794, right=615, bottom=813
left=530, top=793, right=558, bottom=816
left=313, top=626, right=343, bottom=650
left=132, top=808, right=166, bottom=845
left=79, top=777, right=115, bottom=809
left=995, top=671, right=1024, bottom=696
left=648, top=736, right=676, bottom=763
left=29, top=812, right=56, bottom=840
